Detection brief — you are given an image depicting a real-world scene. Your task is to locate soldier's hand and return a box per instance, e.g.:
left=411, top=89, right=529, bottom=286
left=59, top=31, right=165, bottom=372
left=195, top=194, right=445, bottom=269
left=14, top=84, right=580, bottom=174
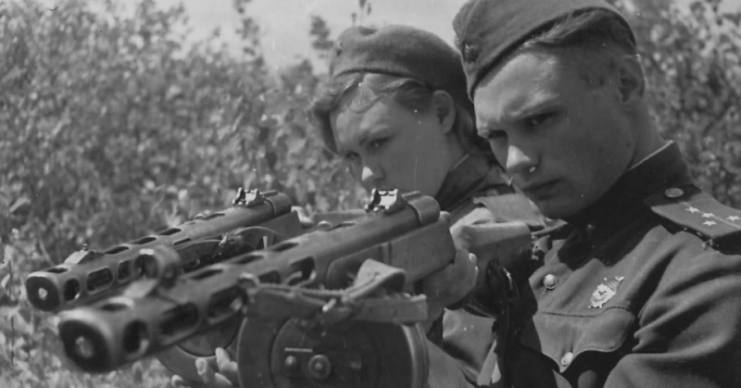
left=422, top=248, right=478, bottom=322
left=170, top=348, right=239, bottom=388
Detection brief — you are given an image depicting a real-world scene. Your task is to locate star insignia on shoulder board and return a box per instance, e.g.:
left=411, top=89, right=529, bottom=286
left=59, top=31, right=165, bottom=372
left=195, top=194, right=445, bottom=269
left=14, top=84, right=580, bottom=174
left=703, top=221, right=717, bottom=226
left=686, top=207, right=700, bottom=213
left=729, top=216, right=740, bottom=222
left=701, top=212, right=715, bottom=218
left=590, top=276, right=625, bottom=309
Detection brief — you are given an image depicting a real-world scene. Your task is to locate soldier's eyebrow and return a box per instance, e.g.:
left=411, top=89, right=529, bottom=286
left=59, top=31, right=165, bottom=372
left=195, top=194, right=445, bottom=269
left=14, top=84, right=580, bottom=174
left=476, top=103, right=562, bottom=137
left=357, top=125, right=391, bottom=148
left=476, top=90, right=562, bottom=132
left=506, top=96, right=562, bottom=125
left=336, top=124, right=391, bottom=155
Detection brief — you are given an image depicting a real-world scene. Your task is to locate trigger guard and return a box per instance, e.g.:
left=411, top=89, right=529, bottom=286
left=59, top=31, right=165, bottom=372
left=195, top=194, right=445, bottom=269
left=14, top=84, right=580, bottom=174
left=232, top=226, right=283, bottom=251
left=236, top=318, right=429, bottom=388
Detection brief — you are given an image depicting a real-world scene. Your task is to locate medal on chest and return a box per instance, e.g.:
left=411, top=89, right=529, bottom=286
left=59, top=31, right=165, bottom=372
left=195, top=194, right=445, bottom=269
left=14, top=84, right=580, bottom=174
left=590, top=276, right=625, bottom=309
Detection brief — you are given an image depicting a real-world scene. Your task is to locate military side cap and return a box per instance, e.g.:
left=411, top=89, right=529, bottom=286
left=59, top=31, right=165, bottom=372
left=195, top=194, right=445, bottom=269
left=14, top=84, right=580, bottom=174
left=452, top=0, right=635, bottom=98
left=645, top=184, right=741, bottom=247
left=329, top=25, right=470, bottom=104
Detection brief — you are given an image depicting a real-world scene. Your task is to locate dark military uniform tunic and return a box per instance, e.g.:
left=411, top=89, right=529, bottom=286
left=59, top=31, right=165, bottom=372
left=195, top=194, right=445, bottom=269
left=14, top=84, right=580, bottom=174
left=430, top=152, right=543, bottom=385
left=484, top=142, right=741, bottom=388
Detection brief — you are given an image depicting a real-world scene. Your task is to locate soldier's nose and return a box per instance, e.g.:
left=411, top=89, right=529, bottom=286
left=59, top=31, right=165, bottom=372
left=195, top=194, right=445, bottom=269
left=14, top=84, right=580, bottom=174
left=505, top=145, right=536, bottom=176
left=361, top=165, right=383, bottom=187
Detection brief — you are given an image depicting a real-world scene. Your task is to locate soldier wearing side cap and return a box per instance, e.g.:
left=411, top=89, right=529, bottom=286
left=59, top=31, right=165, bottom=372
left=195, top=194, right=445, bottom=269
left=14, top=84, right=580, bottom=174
left=308, top=24, right=543, bottom=387
left=425, top=0, right=741, bottom=387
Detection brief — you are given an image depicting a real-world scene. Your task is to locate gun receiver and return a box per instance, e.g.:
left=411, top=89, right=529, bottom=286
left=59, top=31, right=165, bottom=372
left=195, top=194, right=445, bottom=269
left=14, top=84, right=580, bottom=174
left=57, top=191, right=455, bottom=385
left=25, top=189, right=304, bottom=312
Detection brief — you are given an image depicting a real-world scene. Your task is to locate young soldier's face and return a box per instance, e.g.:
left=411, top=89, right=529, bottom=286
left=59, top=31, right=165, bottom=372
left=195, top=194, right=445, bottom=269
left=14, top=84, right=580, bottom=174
left=474, top=50, right=636, bottom=219
left=330, top=91, right=453, bottom=198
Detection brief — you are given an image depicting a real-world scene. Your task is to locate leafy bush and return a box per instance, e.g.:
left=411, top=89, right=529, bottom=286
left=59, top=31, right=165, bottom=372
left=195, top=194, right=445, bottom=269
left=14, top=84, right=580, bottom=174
left=614, top=0, right=741, bottom=205
left=0, top=0, right=361, bottom=386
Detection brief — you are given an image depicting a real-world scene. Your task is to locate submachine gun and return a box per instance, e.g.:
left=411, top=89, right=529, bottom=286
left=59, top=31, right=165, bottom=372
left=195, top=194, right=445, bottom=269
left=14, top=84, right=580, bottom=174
left=25, top=189, right=306, bottom=383
left=54, top=190, right=462, bottom=388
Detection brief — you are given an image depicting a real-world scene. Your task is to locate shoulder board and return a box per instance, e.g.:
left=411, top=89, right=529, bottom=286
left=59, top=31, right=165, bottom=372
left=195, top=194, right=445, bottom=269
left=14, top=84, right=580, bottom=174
left=644, top=184, right=741, bottom=242
left=472, top=193, right=545, bottom=229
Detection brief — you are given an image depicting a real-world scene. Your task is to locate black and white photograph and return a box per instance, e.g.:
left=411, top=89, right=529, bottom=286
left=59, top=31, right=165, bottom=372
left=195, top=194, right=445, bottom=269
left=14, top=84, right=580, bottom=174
left=2, top=0, right=741, bottom=387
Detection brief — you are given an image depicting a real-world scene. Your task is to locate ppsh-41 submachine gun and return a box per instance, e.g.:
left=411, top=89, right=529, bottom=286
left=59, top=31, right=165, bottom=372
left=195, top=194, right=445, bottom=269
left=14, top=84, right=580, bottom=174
left=26, top=189, right=304, bottom=312
left=25, top=189, right=308, bottom=384
left=57, top=191, right=457, bottom=388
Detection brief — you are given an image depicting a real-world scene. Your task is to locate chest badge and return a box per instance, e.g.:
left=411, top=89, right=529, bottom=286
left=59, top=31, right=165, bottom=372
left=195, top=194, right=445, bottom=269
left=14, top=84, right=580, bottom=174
left=590, top=276, right=625, bottom=309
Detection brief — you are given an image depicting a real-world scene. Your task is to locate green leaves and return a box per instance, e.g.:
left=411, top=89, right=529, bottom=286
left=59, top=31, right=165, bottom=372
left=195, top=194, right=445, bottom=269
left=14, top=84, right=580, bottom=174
left=614, top=0, right=741, bottom=207
left=1, top=0, right=362, bottom=385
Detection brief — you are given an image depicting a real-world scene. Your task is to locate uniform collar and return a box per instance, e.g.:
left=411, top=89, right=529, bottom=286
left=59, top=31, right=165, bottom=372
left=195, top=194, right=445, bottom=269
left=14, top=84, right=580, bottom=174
left=563, top=142, right=693, bottom=231
left=435, top=152, right=508, bottom=211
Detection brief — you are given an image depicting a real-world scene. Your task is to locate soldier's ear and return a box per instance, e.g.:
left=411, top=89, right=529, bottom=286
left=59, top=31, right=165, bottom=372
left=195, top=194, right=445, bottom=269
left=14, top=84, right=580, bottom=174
left=614, top=54, right=645, bottom=105
left=431, top=90, right=456, bottom=135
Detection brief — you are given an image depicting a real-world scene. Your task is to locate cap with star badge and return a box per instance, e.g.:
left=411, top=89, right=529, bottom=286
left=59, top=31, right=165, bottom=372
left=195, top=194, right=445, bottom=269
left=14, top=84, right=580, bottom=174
left=452, top=0, right=635, bottom=98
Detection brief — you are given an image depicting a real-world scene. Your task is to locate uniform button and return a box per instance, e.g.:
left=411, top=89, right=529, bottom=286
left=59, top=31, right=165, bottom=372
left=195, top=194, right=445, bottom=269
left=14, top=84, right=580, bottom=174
left=585, top=223, right=596, bottom=236
left=665, top=187, right=684, bottom=198
left=561, top=352, right=574, bottom=367
left=543, top=274, right=558, bottom=290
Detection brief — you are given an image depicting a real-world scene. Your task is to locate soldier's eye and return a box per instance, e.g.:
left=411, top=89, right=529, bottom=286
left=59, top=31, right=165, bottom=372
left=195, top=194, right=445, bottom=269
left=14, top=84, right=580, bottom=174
left=343, top=152, right=361, bottom=165
left=368, top=138, right=388, bottom=150
left=481, top=130, right=506, bottom=142
left=525, top=112, right=557, bottom=128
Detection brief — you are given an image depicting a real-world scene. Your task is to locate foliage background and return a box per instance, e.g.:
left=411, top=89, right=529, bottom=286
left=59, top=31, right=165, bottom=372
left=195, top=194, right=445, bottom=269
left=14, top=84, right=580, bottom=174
left=0, top=0, right=739, bottom=387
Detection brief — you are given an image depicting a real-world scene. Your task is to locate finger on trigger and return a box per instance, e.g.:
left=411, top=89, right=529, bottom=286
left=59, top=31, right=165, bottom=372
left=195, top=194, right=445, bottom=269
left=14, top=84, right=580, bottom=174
left=196, top=357, right=216, bottom=385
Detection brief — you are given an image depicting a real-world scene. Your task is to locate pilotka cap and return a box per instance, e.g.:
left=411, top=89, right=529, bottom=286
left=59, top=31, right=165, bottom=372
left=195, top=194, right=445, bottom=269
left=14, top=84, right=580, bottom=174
left=452, top=0, right=635, bottom=99
left=328, top=25, right=470, bottom=104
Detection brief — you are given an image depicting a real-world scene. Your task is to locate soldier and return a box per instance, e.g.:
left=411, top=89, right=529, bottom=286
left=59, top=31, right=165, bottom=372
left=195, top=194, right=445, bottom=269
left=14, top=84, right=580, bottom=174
left=431, top=0, right=741, bottom=387
left=174, top=25, right=543, bottom=388
left=309, top=24, right=542, bottom=386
